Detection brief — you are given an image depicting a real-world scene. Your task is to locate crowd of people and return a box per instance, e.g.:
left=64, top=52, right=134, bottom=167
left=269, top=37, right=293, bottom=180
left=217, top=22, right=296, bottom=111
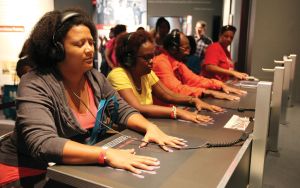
left=1, top=8, right=251, bottom=186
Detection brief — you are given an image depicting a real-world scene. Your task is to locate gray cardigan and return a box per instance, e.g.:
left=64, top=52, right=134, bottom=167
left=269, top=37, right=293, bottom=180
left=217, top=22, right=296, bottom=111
left=0, top=68, right=138, bottom=169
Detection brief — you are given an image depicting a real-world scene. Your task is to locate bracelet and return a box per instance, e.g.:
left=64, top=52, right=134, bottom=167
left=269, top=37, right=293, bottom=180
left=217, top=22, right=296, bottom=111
left=97, top=146, right=108, bottom=164
left=170, top=106, right=177, bottom=119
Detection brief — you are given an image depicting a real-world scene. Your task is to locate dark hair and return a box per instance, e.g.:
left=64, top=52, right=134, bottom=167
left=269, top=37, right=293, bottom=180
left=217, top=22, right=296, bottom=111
left=220, top=25, right=237, bottom=35
left=27, top=8, right=97, bottom=70
left=114, top=24, right=127, bottom=36
left=187, top=35, right=196, bottom=55
left=16, top=57, right=34, bottom=78
left=19, top=39, right=30, bottom=58
left=155, top=17, right=170, bottom=32
left=163, top=29, right=181, bottom=51
left=115, top=30, right=153, bottom=68
left=136, top=27, right=145, bottom=31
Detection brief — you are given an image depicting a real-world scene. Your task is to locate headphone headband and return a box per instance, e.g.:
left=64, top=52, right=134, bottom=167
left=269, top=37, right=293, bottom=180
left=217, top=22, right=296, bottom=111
left=170, top=29, right=180, bottom=51
left=127, top=32, right=132, bottom=42
left=53, top=11, right=80, bottom=43
left=123, top=32, right=135, bottom=68
left=171, top=29, right=179, bottom=38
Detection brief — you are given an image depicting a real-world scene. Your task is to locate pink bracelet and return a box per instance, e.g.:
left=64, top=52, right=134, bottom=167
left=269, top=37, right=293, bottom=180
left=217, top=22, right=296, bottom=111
left=97, top=146, right=108, bottom=164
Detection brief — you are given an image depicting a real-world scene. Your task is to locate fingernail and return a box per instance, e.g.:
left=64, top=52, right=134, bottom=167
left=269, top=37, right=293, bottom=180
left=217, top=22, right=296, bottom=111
left=132, top=173, right=144, bottom=179
left=142, top=170, right=156, bottom=174
left=168, top=149, right=174, bottom=152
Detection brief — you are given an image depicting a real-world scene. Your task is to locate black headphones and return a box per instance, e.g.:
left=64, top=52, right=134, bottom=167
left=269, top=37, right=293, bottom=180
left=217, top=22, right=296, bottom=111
left=170, top=29, right=180, bottom=51
left=123, top=32, right=135, bottom=68
left=50, top=11, right=80, bottom=62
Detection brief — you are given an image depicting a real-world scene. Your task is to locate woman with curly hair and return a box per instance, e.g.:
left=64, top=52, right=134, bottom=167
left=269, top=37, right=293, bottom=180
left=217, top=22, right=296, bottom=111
left=107, top=30, right=222, bottom=124
left=0, top=9, right=186, bottom=186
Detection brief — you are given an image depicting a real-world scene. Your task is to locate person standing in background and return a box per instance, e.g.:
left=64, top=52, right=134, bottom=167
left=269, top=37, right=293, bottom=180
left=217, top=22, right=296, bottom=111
left=194, top=20, right=213, bottom=64
left=105, top=24, right=126, bottom=70
left=151, top=17, right=170, bottom=55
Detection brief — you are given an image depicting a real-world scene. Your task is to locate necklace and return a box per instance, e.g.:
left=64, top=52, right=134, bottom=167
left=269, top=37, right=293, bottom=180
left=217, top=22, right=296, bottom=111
left=135, top=85, right=142, bottom=93
left=64, top=76, right=89, bottom=113
left=133, top=81, right=142, bottom=94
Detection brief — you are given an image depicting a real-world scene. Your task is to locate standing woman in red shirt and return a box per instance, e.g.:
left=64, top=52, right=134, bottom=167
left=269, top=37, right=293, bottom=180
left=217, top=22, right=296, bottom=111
left=201, top=25, right=249, bottom=82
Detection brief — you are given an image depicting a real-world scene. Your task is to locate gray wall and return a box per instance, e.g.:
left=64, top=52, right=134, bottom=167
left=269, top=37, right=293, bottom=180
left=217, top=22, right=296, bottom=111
left=231, top=0, right=242, bottom=63
left=148, top=0, right=223, bottom=39
left=54, top=0, right=93, bottom=17
left=248, top=0, right=300, bottom=102
left=54, top=0, right=223, bottom=39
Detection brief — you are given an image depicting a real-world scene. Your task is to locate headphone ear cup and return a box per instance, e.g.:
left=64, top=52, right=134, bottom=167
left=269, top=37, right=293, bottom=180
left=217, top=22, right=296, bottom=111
left=170, top=29, right=180, bottom=51
left=124, top=53, right=134, bottom=68
left=173, top=36, right=180, bottom=51
left=55, top=42, right=65, bottom=61
left=50, top=42, right=65, bottom=62
left=172, top=41, right=179, bottom=51
left=50, top=11, right=80, bottom=63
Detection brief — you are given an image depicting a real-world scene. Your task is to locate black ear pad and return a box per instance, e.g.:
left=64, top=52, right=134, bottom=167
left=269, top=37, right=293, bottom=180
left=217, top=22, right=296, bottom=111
left=50, top=41, right=65, bottom=62
left=51, top=11, right=80, bottom=62
left=170, top=29, right=180, bottom=51
left=124, top=52, right=135, bottom=68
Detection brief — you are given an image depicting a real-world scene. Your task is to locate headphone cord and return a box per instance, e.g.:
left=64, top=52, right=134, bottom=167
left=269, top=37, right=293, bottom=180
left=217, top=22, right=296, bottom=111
left=71, top=81, right=249, bottom=150
left=71, top=91, right=163, bottom=147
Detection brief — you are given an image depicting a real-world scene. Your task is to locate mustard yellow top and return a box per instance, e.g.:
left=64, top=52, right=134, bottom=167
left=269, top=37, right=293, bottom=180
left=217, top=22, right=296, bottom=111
left=107, top=67, right=159, bottom=105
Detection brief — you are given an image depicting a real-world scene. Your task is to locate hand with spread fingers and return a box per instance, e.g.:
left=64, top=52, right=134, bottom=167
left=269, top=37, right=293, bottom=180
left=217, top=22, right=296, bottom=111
left=104, top=148, right=160, bottom=174
left=139, top=124, right=188, bottom=152
left=204, top=89, right=240, bottom=101
left=232, top=71, right=249, bottom=80
left=212, top=78, right=247, bottom=96
left=221, top=84, right=247, bottom=96
left=191, top=97, right=223, bottom=112
left=176, top=108, right=213, bottom=124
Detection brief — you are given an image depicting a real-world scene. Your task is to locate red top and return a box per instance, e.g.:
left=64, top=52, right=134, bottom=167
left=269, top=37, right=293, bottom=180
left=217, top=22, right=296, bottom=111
left=0, top=163, right=46, bottom=185
left=201, top=42, right=234, bottom=81
left=106, top=38, right=119, bottom=67
left=152, top=50, right=222, bottom=98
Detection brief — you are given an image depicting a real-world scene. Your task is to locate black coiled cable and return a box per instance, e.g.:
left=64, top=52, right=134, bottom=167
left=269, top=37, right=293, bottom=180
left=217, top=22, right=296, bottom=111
left=206, top=132, right=249, bottom=148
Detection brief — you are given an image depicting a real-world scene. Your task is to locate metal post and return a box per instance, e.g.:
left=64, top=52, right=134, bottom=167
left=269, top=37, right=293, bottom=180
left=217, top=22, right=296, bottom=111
left=287, top=54, right=297, bottom=107
left=249, top=81, right=272, bottom=188
left=274, top=59, right=292, bottom=125
left=268, top=67, right=284, bottom=152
